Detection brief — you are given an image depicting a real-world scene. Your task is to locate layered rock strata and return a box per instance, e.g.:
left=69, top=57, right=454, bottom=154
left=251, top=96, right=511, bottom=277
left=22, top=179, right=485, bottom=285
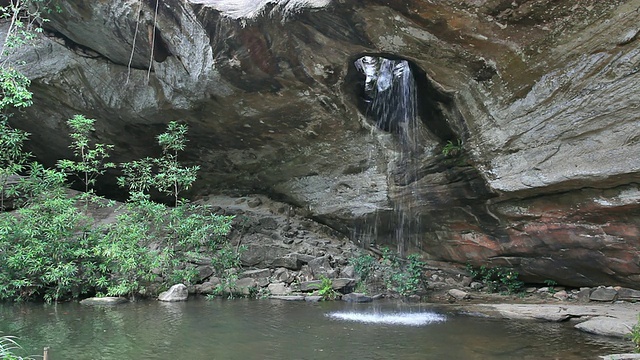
left=3, top=0, right=639, bottom=287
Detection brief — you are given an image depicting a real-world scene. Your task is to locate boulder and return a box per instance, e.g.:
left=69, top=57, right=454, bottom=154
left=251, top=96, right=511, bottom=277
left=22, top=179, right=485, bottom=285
left=576, top=288, right=593, bottom=303
left=240, top=268, right=271, bottom=279
left=448, top=289, right=471, bottom=301
left=231, top=278, right=257, bottom=296
left=308, top=256, right=335, bottom=279
left=590, top=288, right=618, bottom=302
left=574, top=317, right=630, bottom=338
left=158, top=284, right=189, bottom=302
left=267, top=282, right=290, bottom=296
left=305, top=295, right=323, bottom=302
left=272, top=255, right=303, bottom=270
left=196, top=265, right=215, bottom=282
left=617, top=288, right=640, bottom=301
left=299, top=280, right=322, bottom=292
left=341, top=265, right=356, bottom=279
left=331, top=278, right=356, bottom=292
left=273, top=267, right=294, bottom=284
left=342, top=293, right=373, bottom=303
left=80, top=297, right=128, bottom=305
left=194, top=278, right=221, bottom=294
left=552, top=290, right=569, bottom=301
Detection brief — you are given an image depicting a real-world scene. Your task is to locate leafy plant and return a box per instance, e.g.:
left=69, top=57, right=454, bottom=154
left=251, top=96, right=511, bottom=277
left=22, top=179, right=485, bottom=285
left=0, top=68, right=32, bottom=109
left=0, top=334, right=35, bottom=360
left=349, top=254, right=377, bottom=282
left=0, top=117, right=29, bottom=210
left=0, top=117, right=237, bottom=302
left=153, top=121, right=199, bottom=206
left=442, top=139, right=462, bottom=157
left=310, top=276, right=339, bottom=300
left=384, top=251, right=426, bottom=296
left=99, top=193, right=234, bottom=298
left=543, top=279, right=558, bottom=294
left=0, top=166, right=104, bottom=302
left=466, top=264, right=524, bottom=294
left=376, top=248, right=426, bottom=297
left=627, top=314, right=640, bottom=352
left=57, top=115, right=115, bottom=206
left=0, top=0, right=57, bottom=60
left=117, top=121, right=199, bottom=206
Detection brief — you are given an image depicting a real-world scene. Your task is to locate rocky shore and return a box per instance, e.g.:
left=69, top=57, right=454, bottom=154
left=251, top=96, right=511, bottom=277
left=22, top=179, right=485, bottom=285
left=80, top=193, right=640, bottom=357
left=195, top=195, right=640, bottom=344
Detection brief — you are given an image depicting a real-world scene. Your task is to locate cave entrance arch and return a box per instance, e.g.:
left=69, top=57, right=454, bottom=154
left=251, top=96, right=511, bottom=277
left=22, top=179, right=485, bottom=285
left=345, top=53, right=460, bottom=146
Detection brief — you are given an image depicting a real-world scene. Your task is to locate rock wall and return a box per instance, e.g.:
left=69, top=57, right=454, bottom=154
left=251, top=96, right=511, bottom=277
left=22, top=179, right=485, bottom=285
left=3, top=0, right=640, bottom=287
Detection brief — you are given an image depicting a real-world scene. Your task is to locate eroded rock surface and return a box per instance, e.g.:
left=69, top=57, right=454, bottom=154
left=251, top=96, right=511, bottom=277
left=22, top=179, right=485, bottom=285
left=3, top=0, right=640, bottom=287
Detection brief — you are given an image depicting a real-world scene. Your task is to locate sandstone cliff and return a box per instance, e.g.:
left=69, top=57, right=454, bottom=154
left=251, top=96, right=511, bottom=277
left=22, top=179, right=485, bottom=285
left=4, top=0, right=640, bottom=287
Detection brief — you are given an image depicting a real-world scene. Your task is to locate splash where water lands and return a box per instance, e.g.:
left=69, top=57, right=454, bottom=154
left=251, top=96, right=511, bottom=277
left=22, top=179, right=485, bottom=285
left=326, top=311, right=446, bottom=326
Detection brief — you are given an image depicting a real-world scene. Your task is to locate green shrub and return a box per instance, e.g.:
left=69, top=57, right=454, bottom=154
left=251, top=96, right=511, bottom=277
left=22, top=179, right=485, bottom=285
left=0, top=117, right=30, bottom=211
left=0, top=166, right=104, bottom=302
left=57, top=115, right=115, bottom=204
left=442, top=139, right=462, bottom=157
left=0, top=121, right=237, bottom=302
left=310, top=276, right=339, bottom=300
left=349, top=254, right=377, bottom=282
left=466, top=264, right=524, bottom=294
left=99, top=196, right=234, bottom=298
left=383, top=251, right=426, bottom=296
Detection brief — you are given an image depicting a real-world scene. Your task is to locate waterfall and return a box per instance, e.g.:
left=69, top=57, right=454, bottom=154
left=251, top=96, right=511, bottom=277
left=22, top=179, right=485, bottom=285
left=354, top=56, right=420, bottom=149
left=354, top=55, right=425, bottom=256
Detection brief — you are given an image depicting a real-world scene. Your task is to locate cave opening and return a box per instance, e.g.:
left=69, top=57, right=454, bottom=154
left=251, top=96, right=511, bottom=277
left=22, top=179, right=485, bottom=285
left=345, top=53, right=459, bottom=145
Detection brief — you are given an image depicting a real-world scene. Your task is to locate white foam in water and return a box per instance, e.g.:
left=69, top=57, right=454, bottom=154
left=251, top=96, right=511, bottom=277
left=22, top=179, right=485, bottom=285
left=327, top=311, right=446, bottom=326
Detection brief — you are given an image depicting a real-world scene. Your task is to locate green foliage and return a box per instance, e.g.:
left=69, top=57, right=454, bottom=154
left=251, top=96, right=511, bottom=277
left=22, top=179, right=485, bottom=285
left=117, top=121, right=199, bottom=206
left=0, top=167, right=104, bottom=302
left=0, top=118, right=237, bottom=302
left=349, top=254, right=377, bottom=282
left=0, top=0, right=239, bottom=304
left=100, top=196, right=234, bottom=297
left=543, top=279, right=558, bottom=294
left=442, top=139, right=462, bottom=157
left=309, top=276, right=339, bottom=300
left=0, top=334, right=35, bottom=360
left=118, top=158, right=155, bottom=195
left=0, top=68, right=31, bottom=109
left=0, top=117, right=30, bottom=210
left=57, top=115, right=115, bottom=201
left=0, top=0, right=59, bottom=59
left=350, top=249, right=427, bottom=296
left=154, top=121, right=199, bottom=206
left=381, top=250, right=426, bottom=297
left=466, top=264, right=524, bottom=294
left=628, top=314, right=640, bottom=352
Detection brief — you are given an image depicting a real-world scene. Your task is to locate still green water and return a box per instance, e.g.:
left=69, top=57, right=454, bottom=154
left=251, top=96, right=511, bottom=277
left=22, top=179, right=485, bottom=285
left=0, top=298, right=632, bottom=359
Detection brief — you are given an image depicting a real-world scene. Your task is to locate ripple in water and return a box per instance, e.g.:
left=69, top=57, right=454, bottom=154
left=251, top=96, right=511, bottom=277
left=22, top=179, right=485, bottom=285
left=326, top=311, right=446, bottom=326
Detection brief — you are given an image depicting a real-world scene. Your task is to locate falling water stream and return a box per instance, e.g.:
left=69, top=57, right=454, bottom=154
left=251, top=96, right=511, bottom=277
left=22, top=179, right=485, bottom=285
left=354, top=55, right=430, bottom=255
left=0, top=299, right=631, bottom=359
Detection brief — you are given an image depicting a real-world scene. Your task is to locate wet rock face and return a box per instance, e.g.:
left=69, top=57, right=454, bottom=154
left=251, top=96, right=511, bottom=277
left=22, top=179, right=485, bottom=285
left=5, top=0, right=640, bottom=287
